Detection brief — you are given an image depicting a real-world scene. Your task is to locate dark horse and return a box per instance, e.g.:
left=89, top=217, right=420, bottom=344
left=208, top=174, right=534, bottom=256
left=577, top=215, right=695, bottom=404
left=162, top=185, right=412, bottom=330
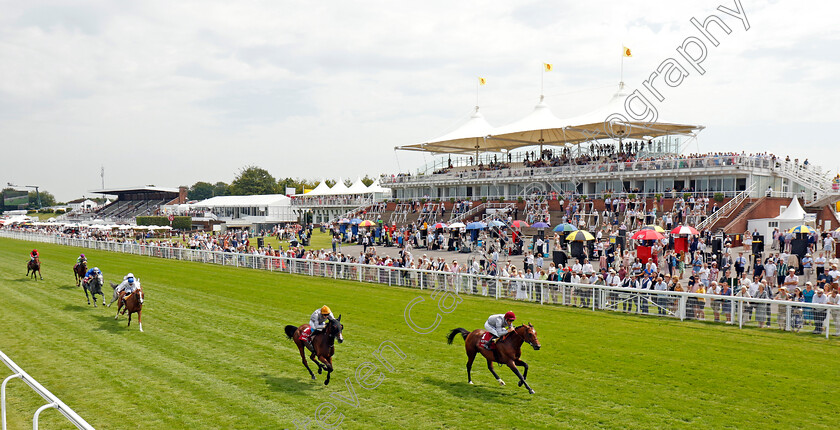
left=27, top=257, right=42, bottom=280
left=73, top=261, right=87, bottom=287
left=284, top=316, right=344, bottom=386
left=447, top=324, right=541, bottom=394
left=110, top=282, right=144, bottom=332
left=82, top=272, right=106, bottom=307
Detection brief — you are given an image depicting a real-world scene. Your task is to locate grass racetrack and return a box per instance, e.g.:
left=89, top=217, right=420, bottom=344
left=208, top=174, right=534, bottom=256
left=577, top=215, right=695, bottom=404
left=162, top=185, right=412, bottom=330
left=1, top=237, right=838, bottom=429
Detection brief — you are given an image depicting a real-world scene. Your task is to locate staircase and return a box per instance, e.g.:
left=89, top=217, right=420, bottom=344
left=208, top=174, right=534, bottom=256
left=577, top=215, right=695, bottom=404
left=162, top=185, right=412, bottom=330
left=719, top=198, right=761, bottom=233
left=695, top=183, right=755, bottom=232
left=480, top=203, right=516, bottom=223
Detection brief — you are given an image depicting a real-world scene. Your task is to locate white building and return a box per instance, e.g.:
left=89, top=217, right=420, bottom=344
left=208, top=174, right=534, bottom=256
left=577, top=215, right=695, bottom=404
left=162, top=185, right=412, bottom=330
left=192, top=194, right=296, bottom=229
left=67, top=198, right=99, bottom=212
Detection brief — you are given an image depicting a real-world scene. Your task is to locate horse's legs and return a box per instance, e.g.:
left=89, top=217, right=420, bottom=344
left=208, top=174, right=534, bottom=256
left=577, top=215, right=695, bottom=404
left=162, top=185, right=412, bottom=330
left=115, top=299, right=123, bottom=320
left=298, top=344, right=316, bottom=380
left=309, top=352, right=323, bottom=374
left=514, top=359, right=529, bottom=387
left=127, top=311, right=132, bottom=327
left=83, top=287, right=91, bottom=305
left=137, top=310, right=143, bottom=332
left=324, top=368, right=331, bottom=386
left=486, top=360, right=504, bottom=386
left=505, top=361, right=534, bottom=394
left=322, top=356, right=333, bottom=386
left=465, top=348, right=476, bottom=384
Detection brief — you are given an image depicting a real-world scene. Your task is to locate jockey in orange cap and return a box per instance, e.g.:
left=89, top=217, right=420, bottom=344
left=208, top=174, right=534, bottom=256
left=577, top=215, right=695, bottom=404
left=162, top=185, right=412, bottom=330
left=308, top=305, right=335, bottom=343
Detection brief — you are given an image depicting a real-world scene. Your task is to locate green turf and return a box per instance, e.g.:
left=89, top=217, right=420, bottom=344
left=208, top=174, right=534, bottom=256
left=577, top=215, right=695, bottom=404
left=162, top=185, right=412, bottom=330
left=0, top=237, right=837, bottom=429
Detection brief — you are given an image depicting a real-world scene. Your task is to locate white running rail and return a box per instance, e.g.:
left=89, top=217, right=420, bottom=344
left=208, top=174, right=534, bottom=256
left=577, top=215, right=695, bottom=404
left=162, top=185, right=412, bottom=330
left=1, top=350, right=94, bottom=430
left=0, top=229, right=836, bottom=339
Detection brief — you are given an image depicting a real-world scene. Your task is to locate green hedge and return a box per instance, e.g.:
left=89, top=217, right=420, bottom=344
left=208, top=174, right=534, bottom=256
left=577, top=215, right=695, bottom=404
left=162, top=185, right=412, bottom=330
left=136, top=216, right=192, bottom=230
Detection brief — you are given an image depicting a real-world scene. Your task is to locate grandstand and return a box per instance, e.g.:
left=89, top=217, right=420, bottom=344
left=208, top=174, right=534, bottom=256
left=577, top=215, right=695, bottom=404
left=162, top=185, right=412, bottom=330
left=66, top=186, right=186, bottom=223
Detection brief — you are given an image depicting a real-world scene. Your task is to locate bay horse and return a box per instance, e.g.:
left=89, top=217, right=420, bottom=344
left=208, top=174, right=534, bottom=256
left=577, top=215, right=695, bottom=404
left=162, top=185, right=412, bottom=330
left=82, top=272, right=106, bottom=307
left=27, top=257, right=42, bottom=280
left=284, top=316, right=344, bottom=386
left=110, top=282, right=144, bottom=332
left=73, top=261, right=87, bottom=286
left=447, top=324, right=541, bottom=394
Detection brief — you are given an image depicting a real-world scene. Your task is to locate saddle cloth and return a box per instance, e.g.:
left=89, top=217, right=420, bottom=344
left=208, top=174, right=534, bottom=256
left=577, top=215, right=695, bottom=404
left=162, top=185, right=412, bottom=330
left=479, top=332, right=495, bottom=350
left=299, top=326, right=312, bottom=342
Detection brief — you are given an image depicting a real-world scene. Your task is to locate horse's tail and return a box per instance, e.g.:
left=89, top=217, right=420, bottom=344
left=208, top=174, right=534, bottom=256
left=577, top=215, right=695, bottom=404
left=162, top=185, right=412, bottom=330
left=284, top=325, right=299, bottom=340
left=447, top=328, right=470, bottom=345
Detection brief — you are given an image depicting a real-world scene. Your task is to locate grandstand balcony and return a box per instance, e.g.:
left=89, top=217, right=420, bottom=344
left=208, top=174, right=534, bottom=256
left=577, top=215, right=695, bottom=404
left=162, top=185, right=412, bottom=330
left=382, top=155, right=838, bottom=206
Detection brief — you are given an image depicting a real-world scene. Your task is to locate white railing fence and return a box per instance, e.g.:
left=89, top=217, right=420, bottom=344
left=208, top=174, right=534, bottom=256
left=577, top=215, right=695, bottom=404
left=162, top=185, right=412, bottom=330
left=1, top=230, right=837, bottom=339
left=1, top=350, right=94, bottom=430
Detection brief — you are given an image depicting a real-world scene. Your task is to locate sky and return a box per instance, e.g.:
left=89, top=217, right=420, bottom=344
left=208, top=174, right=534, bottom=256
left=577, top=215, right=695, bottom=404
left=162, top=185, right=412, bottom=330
left=1, top=0, right=838, bottom=201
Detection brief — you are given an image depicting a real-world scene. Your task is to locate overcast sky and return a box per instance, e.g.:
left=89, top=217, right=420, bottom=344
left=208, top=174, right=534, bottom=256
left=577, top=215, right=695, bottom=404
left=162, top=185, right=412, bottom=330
left=1, top=0, right=837, bottom=201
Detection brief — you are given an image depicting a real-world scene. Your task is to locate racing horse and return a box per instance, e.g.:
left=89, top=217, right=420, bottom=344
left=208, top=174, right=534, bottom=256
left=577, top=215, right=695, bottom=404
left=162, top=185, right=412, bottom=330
left=27, top=257, right=42, bottom=280
left=110, top=282, right=144, bottom=332
left=447, top=323, right=541, bottom=394
left=284, top=316, right=344, bottom=386
left=73, top=261, right=87, bottom=286
left=82, top=271, right=106, bottom=307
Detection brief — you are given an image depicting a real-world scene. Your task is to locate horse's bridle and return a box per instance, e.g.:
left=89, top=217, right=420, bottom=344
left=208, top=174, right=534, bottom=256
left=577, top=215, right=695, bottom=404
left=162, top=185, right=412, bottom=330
left=509, top=325, right=537, bottom=348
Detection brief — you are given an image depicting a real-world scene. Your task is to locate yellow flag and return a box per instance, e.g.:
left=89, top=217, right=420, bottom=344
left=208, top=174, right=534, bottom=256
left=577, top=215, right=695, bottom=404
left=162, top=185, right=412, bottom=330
left=623, top=46, right=632, bottom=57
left=544, top=63, right=553, bottom=72
left=478, top=77, right=486, bottom=85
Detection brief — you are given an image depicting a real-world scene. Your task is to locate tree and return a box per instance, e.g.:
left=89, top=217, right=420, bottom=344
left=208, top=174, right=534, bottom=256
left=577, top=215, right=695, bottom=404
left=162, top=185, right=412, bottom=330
left=213, top=182, right=231, bottom=197
left=28, top=190, right=56, bottom=208
left=361, top=175, right=375, bottom=187
left=325, top=179, right=337, bottom=188
left=343, top=178, right=352, bottom=187
left=188, top=182, right=215, bottom=200
left=230, top=166, right=278, bottom=195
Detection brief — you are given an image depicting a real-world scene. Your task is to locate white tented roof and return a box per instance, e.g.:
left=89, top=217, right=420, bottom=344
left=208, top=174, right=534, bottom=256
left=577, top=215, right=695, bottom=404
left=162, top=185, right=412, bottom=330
left=488, top=95, right=570, bottom=147
left=329, top=178, right=350, bottom=195
left=775, top=197, right=807, bottom=221
left=193, top=194, right=290, bottom=208
left=346, top=178, right=370, bottom=194
left=367, top=179, right=390, bottom=194
left=306, top=180, right=333, bottom=196
left=397, top=107, right=496, bottom=155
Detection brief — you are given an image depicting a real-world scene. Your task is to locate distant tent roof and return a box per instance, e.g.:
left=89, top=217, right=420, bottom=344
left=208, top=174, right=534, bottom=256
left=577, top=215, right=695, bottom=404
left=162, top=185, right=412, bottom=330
left=367, top=179, right=391, bottom=194
left=306, top=180, right=333, bottom=196
left=775, top=197, right=807, bottom=221
left=328, top=178, right=349, bottom=195
left=193, top=194, right=290, bottom=208
left=395, top=107, right=497, bottom=155
left=346, top=178, right=370, bottom=194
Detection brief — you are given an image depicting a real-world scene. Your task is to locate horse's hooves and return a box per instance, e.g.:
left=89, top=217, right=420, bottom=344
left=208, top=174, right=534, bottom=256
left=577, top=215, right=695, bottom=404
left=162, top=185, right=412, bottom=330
left=498, top=379, right=505, bottom=386
left=529, top=389, right=535, bottom=394
left=518, top=380, right=524, bottom=387
left=318, top=368, right=322, bottom=374
left=324, top=380, right=329, bottom=386
left=468, top=381, right=473, bottom=385
left=311, top=376, right=316, bottom=380
left=114, top=316, right=118, bottom=320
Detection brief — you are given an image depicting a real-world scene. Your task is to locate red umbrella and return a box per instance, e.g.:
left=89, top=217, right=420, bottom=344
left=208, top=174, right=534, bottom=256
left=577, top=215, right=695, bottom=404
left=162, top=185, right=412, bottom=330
left=671, top=225, right=700, bottom=235
left=631, top=229, right=664, bottom=241
left=510, top=220, right=530, bottom=229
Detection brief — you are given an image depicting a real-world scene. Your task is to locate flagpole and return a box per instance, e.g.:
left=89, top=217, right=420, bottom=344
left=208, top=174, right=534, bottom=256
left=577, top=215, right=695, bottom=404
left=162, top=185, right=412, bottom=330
left=620, top=46, right=624, bottom=83
left=541, top=64, right=545, bottom=97
left=476, top=78, right=480, bottom=109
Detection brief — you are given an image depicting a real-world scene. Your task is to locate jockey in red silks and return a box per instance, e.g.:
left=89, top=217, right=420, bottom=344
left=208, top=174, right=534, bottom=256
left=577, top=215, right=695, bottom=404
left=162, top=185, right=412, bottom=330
left=484, top=311, right=516, bottom=345
left=30, top=249, right=39, bottom=260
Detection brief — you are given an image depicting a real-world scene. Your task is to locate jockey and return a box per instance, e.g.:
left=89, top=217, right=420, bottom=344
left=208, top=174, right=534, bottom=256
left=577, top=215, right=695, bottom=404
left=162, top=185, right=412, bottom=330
left=74, top=253, right=86, bottom=268
left=308, top=305, right=335, bottom=341
left=30, top=249, right=39, bottom=260
left=115, top=273, right=142, bottom=303
left=83, top=267, right=102, bottom=286
left=484, top=311, right=516, bottom=344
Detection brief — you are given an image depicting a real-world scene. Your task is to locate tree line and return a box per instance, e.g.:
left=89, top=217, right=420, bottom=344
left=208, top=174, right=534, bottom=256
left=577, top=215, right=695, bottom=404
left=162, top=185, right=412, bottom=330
left=186, top=166, right=375, bottom=201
